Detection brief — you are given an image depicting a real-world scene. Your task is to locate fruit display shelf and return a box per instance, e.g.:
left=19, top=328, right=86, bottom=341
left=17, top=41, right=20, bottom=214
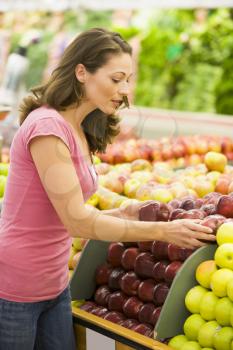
left=70, top=240, right=217, bottom=348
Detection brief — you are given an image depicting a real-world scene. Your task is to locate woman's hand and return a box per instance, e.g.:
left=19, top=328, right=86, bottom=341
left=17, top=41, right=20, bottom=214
left=160, top=219, right=216, bottom=249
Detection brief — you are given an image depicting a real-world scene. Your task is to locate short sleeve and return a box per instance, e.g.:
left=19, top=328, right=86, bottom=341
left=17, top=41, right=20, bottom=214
left=24, top=116, right=72, bottom=153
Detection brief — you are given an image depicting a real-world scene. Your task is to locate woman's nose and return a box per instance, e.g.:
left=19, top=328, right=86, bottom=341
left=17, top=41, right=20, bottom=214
left=118, top=81, right=130, bottom=96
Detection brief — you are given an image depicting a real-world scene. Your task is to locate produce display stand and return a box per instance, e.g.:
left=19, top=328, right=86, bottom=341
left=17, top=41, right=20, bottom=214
left=71, top=241, right=217, bottom=350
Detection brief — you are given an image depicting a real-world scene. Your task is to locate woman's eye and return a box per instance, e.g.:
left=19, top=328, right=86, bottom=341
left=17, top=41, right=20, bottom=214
left=112, top=79, right=120, bottom=83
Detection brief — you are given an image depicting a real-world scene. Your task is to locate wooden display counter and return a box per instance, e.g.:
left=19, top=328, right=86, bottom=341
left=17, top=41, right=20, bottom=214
left=72, top=307, right=171, bottom=350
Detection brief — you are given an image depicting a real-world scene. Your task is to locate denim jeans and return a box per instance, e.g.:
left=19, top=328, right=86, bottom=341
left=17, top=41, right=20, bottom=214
left=0, top=287, right=76, bottom=350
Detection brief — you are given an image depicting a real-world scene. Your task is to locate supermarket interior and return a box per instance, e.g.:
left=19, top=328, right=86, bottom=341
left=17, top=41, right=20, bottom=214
left=1, top=1, right=233, bottom=350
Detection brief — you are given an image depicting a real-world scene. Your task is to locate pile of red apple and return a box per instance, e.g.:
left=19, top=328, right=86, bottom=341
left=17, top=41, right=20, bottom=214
left=97, top=135, right=233, bottom=166
left=79, top=194, right=233, bottom=338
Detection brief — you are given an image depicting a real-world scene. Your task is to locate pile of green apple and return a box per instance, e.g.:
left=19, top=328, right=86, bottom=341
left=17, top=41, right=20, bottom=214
left=169, top=222, right=233, bottom=350
left=0, top=162, right=9, bottom=199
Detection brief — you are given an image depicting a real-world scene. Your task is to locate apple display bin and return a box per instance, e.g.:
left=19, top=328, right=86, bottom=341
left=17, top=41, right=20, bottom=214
left=70, top=240, right=217, bottom=349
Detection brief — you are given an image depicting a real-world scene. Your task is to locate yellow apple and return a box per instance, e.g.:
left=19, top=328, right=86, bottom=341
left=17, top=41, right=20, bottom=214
left=68, top=246, right=77, bottom=269
left=200, top=291, right=219, bottom=321
left=194, top=180, right=215, bottom=198
left=210, top=268, right=233, bottom=297
left=196, top=260, right=218, bottom=289
left=86, top=193, right=99, bottom=207
left=227, top=279, right=233, bottom=302
left=213, top=326, right=233, bottom=350
left=123, top=178, right=141, bottom=198
left=150, top=187, right=173, bottom=203
left=216, top=223, right=233, bottom=246
left=204, top=152, right=227, bottom=173
left=168, top=334, right=188, bottom=349
left=183, top=314, right=206, bottom=341
left=185, top=285, right=208, bottom=314
left=180, top=341, right=202, bottom=350
left=215, top=244, right=233, bottom=270
left=215, top=297, right=233, bottom=326
left=197, top=320, right=220, bottom=348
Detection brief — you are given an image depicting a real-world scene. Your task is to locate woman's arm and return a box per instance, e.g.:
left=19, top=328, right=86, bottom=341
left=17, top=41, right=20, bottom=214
left=29, top=135, right=216, bottom=248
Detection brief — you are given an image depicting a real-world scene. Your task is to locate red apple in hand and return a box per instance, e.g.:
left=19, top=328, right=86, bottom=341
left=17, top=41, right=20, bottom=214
left=123, top=296, right=144, bottom=319
left=94, top=285, right=111, bottom=306
left=164, top=261, right=183, bottom=285
left=121, top=247, right=140, bottom=271
left=138, top=279, right=157, bottom=302
left=108, top=268, right=125, bottom=290
left=168, top=199, right=181, bottom=210
left=169, top=208, right=186, bottom=221
left=157, top=203, right=170, bottom=222
left=139, top=201, right=160, bottom=221
left=153, top=283, right=170, bottom=306
left=201, top=214, right=226, bottom=234
left=95, top=263, right=113, bottom=285
left=152, top=260, right=170, bottom=282
left=108, top=291, right=128, bottom=312
left=120, top=271, right=141, bottom=296
left=134, top=252, right=157, bottom=279
left=151, top=241, right=169, bottom=260
left=107, top=242, right=125, bottom=267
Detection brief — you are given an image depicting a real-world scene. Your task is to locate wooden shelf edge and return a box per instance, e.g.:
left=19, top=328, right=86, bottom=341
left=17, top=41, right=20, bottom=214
left=72, top=307, right=171, bottom=350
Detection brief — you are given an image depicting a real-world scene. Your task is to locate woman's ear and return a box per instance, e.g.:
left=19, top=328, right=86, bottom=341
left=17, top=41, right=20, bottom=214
left=75, top=64, right=86, bottom=83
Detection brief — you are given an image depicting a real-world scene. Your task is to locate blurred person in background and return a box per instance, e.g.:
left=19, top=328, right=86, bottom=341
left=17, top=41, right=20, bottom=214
left=0, top=28, right=215, bottom=350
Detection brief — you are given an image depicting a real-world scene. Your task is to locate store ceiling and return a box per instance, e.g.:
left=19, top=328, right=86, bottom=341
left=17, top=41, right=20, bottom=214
left=1, top=0, right=233, bottom=11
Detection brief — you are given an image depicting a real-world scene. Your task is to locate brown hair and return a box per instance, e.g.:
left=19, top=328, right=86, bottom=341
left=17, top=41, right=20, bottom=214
left=19, top=28, right=132, bottom=153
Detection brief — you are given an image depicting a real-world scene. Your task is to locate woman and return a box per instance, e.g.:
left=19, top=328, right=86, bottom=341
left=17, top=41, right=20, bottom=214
left=0, top=28, right=215, bottom=350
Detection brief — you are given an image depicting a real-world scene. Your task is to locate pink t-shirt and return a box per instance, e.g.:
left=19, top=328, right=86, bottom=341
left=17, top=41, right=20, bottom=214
left=0, top=106, right=98, bottom=302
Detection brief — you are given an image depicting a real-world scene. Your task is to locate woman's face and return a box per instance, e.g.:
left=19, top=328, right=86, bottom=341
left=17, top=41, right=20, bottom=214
left=78, top=53, right=133, bottom=114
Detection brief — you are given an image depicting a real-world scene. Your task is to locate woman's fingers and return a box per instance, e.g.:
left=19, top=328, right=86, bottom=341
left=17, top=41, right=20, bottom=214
left=183, top=220, right=213, bottom=234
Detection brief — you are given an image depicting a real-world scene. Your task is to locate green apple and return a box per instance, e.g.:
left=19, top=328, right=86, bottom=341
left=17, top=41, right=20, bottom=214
left=200, top=291, right=219, bottom=321
left=210, top=268, right=233, bottom=297
left=0, top=162, right=9, bottom=176
left=213, top=326, right=233, bottom=350
left=183, top=314, right=206, bottom=341
left=150, top=187, right=173, bottom=203
left=195, top=260, right=218, bottom=289
left=215, top=297, right=233, bottom=326
left=197, top=320, right=221, bottom=348
left=0, top=175, right=7, bottom=197
left=230, top=307, right=233, bottom=327
left=185, top=285, right=208, bottom=314
left=168, top=334, right=188, bottom=350
left=72, top=237, right=87, bottom=251
left=180, top=341, right=202, bottom=350
left=71, top=299, right=85, bottom=308
left=216, top=223, right=233, bottom=246
left=227, top=279, right=233, bottom=302
left=92, top=155, right=101, bottom=165
left=215, top=244, right=233, bottom=270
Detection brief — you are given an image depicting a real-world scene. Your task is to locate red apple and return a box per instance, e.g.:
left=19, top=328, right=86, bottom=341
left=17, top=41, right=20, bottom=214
left=157, top=203, right=170, bottom=222
left=195, top=198, right=204, bottom=208
left=108, top=291, right=128, bottom=312
left=139, top=201, right=160, bottom=221
left=131, top=323, right=154, bottom=337
left=107, top=242, right=125, bottom=267
left=153, top=283, right=170, bottom=306
left=168, top=199, right=181, bottom=210
left=201, top=214, right=226, bottom=234
left=202, top=192, right=221, bottom=205
left=168, top=244, right=194, bottom=262
left=164, top=261, right=183, bottom=285
left=123, top=296, right=144, bottom=319
left=180, top=198, right=196, bottom=211
left=108, top=268, right=125, bottom=290
left=179, top=209, right=206, bottom=220
left=134, top=252, right=157, bottom=279
left=138, top=303, right=156, bottom=325
left=151, top=241, right=169, bottom=260
left=91, top=306, right=109, bottom=318
left=80, top=301, right=97, bottom=312
left=215, top=177, right=231, bottom=194
left=216, top=195, right=233, bottom=218
left=152, top=260, right=170, bottom=282
left=120, top=318, right=139, bottom=329
left=121, top=247, right=140, bottom=271
left=104, top=311, right=126, bottom=324
left=120, top=271, right=141, bottom=296
left=94, top=285, right=112, bottom=306
left=201, top=203, right=217, bottom=216
left=169, top=208, right=186, bottom=221
left=137, top=241, right=153, bottom=252
left=137, top=279, right=157, bottom=302
left=95, top=263, right=113, bottom=285
left=150, top=306, right=162, bottom=326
